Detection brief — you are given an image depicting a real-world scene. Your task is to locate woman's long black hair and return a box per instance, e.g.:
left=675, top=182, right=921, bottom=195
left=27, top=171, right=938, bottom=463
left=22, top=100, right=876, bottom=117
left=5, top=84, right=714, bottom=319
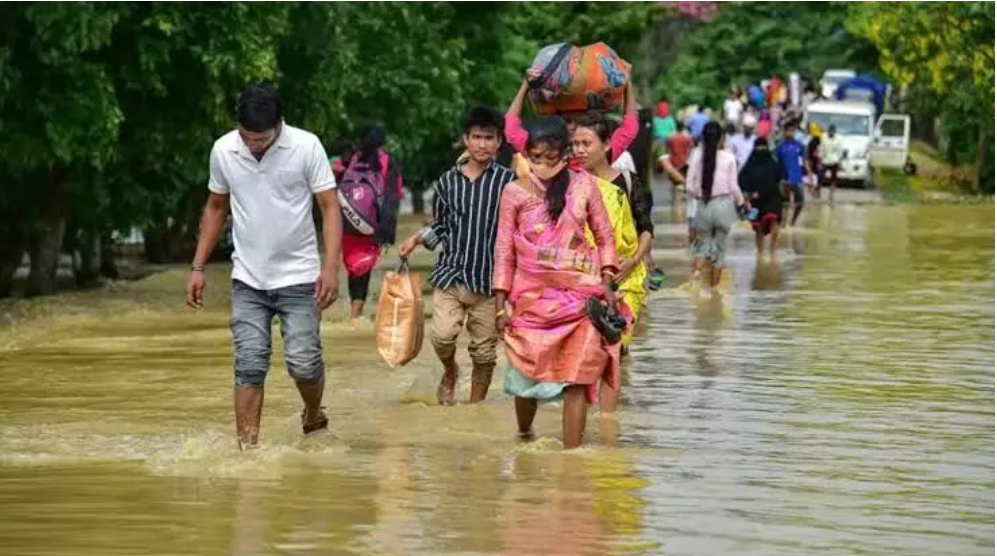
left=526, top=116, right=572, bottom=222
left=700, top=121, right=722, bottom=202
left=357, top=125, right=386, bottom=170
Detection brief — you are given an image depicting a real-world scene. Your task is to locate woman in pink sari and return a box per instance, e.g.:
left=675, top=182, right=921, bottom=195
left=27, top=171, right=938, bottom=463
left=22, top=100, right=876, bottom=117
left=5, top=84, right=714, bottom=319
left=493, top=116, right=621, bottom=449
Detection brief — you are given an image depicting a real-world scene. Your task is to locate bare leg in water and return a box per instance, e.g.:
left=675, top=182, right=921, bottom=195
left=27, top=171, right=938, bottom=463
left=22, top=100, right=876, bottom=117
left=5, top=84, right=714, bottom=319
left=515, top=397, right=538, bottom=439
left=769, top=223, right=781, bottom=258
left=828, top=165, right=838, bottom=205
left=711, top=263, right=723, bottom=290
left=599, top=382, right=620, bottom=414
left=296, top=378, right=326, bottom=429
left=563, top=385, right=588, bottom=449
left=691, top=257, right=704, bottom=286
left=791, top=203, right=803, bottom=226
left=235, top=385, right=264, bottom=449
left=437, top=357, right=458, bottom=405
left=347, top=272, right=370, bottom=321
left=790, top=185, right=804, bottom=226
left=469, top=365, right=493, bottom=403
left=349, top=300, right=365, bottom=320
left=755, top=229, right=766, bottom=256
left=598, top=412, right=621, bottom=446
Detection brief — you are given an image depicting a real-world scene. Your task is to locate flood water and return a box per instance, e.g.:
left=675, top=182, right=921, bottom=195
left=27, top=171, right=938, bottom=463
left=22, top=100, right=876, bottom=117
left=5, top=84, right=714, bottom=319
left=0, top=203, right=993, bottom=555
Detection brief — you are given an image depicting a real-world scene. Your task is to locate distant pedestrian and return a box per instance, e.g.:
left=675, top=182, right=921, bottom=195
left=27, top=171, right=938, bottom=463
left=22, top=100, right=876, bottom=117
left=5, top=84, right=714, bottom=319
left=739, top=138, right=785, bottom=257
left=775, top=121, right=810, bottom=226
left=688, top=101, right=711, bottom=142
left=686, top=121, right=744, bottom=298
left=818, top=124, right=845, bottom=203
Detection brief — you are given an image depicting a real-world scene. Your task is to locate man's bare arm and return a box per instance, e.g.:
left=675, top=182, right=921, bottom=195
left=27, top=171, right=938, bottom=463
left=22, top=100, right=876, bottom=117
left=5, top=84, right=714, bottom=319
left=192, top=193, right=230, bottom=267
left=314, top=190, right=342, bottom=272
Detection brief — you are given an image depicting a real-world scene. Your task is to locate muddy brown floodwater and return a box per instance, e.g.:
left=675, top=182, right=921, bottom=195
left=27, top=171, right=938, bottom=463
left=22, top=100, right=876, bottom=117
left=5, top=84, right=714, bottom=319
left=0, top=203, right=993, bottom=555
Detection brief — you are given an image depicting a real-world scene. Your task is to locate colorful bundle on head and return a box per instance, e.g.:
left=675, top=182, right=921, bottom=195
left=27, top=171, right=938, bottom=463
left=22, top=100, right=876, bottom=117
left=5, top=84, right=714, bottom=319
left=527, top=42, right=630, bottom=115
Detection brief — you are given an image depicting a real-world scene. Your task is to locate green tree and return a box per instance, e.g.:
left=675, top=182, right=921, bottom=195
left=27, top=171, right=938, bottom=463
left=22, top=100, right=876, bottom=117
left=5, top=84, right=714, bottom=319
left=101, top=3, right=291, bottom=264
left=847, top=1, right=995, bottom=192
left=0, top=2, right=665, bottom=298
left=277, top=2, right=470, bottom=207
left=655, top=2, right=879, bottom=108
left=0, top=3, right=123, bottom=296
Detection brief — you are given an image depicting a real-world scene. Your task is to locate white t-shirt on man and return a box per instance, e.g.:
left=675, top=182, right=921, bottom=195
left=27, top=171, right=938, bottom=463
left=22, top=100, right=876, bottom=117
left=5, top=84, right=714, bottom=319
left=723, top=98, right=744, bottom=125
left=207, top=124, right=336, bottom=291
left=819, top=134, right=846, bottom=166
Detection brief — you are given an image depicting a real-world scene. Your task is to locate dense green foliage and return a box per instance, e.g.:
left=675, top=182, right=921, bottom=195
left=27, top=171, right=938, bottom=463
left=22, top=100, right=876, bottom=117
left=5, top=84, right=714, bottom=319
left=655, top=1, right=994, bottom=191
left=0, top=2, right=663, bottom=297
left=0, top=2, right=991, bottom=298
left=847, top=2, right=994, bottom=192
left=655, top=2, right=880, bottom=107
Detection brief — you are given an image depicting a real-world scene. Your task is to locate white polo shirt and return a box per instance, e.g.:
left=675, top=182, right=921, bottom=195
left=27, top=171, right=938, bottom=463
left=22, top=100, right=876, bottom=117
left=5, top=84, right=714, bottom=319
left=207, top=124, right=336, bottom=291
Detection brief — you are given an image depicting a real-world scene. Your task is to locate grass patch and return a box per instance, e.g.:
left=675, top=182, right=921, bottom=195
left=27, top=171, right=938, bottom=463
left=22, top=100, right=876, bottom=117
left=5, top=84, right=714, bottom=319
left=878, top=141, right=988, bottom=204
left=877, top=167, right=992, bottom=205
left=878, top=168, right=916, bottom=204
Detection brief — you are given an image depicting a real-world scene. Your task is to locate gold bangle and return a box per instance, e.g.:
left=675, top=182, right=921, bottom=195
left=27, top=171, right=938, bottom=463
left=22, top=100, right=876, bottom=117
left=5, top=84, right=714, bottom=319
left=496, top=310, right=508, bottom=318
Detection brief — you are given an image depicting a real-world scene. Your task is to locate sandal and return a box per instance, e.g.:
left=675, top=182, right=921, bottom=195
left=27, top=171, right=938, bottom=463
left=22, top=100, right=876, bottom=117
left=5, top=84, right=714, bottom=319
left=586, top=298, right=625, bottom=344
left=648, top=268, right=665, bottom=291
left=302, top=407, right=328, bottom=435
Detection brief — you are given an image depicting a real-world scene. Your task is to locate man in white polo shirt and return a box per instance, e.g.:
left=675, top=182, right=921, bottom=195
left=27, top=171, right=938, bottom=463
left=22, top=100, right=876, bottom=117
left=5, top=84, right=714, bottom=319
left=185, top=83, right=343, bottom=449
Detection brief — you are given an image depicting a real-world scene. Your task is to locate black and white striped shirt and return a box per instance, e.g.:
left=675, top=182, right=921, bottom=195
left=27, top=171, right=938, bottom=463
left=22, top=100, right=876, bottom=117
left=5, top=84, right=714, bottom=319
left=423, top=160, right=516, bottom=296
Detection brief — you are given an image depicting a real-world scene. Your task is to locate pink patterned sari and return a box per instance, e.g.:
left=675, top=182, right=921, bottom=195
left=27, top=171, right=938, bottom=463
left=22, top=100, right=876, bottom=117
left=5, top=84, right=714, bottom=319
left=493, top=170, right=621, bottom=402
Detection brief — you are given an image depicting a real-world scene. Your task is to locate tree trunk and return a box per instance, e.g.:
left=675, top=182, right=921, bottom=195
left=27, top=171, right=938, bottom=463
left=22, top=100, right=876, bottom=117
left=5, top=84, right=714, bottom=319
left=412, top=183, right=426, bottom=214
left=146, top=209, right=193, bottom=263
left=25, top=167, right=69, bottom=297
left=76, top=227, right=101, bottom=286
left=99, top=233, right=119, bottom=280
left=977, top=119, right=993, bottom=194
left=0, top=232, right=25, bottom=298
left=166, top=216, right=187, bottom=261
left=144, top=223, right=168, bottom=264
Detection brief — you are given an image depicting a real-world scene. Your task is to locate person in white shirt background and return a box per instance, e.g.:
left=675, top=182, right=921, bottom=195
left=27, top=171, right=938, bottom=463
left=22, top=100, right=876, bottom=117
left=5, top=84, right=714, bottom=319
left=818, top=124, right=845, bottom=203
left=729, top=117, right=758, bottom=170
left=185, top=83, right=343, bottom=450
left=723, top=88, right=744, bottom=127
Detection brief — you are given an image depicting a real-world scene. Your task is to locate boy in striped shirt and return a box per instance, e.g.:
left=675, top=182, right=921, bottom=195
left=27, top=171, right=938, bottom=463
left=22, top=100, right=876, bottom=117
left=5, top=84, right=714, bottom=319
left=399, top=106, right=516, bottom=405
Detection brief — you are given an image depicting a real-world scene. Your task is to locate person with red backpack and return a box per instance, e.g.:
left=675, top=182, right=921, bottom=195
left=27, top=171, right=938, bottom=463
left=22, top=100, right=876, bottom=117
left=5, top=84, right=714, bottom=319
left=327, top=138, right=354, bottom=184
left=338, top=125, right=403, bottom=321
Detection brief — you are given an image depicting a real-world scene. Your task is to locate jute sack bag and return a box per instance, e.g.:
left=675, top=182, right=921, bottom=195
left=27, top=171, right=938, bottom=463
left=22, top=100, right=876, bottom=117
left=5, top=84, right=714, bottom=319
left=374, top=260, right=424, bottom=367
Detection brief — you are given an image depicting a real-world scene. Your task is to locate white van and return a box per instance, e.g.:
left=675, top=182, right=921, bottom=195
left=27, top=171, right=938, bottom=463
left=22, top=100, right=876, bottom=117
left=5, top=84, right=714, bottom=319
left=819, top=69, right=856, bottom=99
left=804, top=100, right=911, bottom=188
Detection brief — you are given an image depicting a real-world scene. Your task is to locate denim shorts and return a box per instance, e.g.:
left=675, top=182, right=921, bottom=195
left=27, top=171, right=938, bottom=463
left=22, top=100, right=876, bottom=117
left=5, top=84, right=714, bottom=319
left=789, top=181, right=805, bottom=207
left=230, top=280, right=324, bottom=388
left=692, top=196, right=738, bottom=267
left=687, top=197, right=700, bottom=231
